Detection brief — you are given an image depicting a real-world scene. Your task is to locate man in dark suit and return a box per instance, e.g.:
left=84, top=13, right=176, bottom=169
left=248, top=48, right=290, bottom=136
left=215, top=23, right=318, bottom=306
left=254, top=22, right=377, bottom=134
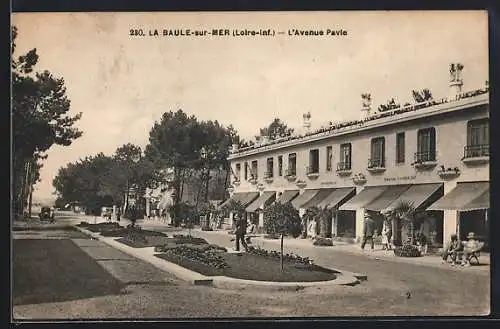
left=361, top=212, right=376, bottom=251
left=234, top=213, right=248, bottom=252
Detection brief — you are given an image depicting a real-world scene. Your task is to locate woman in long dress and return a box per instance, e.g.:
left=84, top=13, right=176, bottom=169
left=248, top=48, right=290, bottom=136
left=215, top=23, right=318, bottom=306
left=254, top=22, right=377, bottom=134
left=381, top=220, right=390, bottom=250
left=307, top=219, right=317, bottom=239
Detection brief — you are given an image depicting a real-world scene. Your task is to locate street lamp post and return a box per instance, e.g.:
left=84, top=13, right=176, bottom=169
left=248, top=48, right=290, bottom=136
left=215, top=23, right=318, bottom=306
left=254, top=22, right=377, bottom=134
left=200, top=147, right=210, bottom=203
left=124, top=153, right=142, bottom=219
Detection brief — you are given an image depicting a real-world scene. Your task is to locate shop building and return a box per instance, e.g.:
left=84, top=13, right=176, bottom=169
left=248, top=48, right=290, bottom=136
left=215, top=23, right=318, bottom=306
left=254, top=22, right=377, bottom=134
left=224, top=64, right=489, bottom=246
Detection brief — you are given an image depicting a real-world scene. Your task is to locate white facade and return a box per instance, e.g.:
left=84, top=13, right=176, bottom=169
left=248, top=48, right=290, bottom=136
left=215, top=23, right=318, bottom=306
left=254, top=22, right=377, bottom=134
left=226, top=79, right=489, bottom=245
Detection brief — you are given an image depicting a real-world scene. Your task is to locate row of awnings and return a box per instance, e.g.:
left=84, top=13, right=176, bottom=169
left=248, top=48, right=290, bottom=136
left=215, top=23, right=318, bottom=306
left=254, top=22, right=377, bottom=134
left=220, top=181, right=489, bottom=213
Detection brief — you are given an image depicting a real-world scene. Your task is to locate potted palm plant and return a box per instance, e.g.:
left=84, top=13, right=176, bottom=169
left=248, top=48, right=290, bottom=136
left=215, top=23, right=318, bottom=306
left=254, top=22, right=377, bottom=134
left=389, top=200, right=422, bottom=257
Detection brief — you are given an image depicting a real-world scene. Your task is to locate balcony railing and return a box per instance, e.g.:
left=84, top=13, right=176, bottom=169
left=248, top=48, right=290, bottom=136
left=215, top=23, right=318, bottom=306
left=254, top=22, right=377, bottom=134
left=463, top=144, right=489, bottom=158
left=306, top=166, right=319, bottom=175
left=414, top=151, right=436, bottom=163
left=367, top=157, right=385, bottom=168
left=336, top=162, right=352, bottom=171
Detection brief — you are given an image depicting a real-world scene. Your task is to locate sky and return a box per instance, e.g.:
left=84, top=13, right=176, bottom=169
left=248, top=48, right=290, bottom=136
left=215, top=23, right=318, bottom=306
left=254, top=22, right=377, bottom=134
left=11, top=11, right=489, bottom=203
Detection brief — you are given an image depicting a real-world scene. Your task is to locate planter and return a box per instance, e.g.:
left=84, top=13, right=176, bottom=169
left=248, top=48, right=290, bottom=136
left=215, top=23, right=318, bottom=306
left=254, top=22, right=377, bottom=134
left=296, top=180, right=307, bottom=188
left=233, top=180, right=241, bottom=186
left=313, top=237, right=334, bottom=246
left=413, top=161, right=437, bottom=170
left=264, top=177, right=274, bottom=183
left=257, top=183, right=266, bottom=191
left=437, top=169, right=460, bottom=179
left=393, top=244, right=422, bottom=257
left=336, top=169, right=352, bottom=177
left=352, top=174, right=367, bottom=185
left=367, top=167, right=386, bottom=174
left=249, top=179, right=258, bottom=185
left=285, top=174, right=297, bottom=182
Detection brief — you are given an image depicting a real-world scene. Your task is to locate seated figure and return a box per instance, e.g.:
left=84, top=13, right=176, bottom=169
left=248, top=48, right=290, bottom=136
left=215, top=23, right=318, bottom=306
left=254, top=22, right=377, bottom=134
left=461, top=232, right=480, bottom=267
left=442, top=233, right=463, bottom=265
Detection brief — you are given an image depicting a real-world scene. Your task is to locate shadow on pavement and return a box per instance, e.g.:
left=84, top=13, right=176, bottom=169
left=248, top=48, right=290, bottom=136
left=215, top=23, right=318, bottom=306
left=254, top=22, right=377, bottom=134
left=13, top=239, right=127, bottom=306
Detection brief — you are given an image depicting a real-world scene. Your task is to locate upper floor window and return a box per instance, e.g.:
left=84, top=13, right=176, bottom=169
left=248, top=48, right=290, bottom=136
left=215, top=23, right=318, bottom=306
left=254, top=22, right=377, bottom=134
left=235, top=163, right=241, bottom=180
left=266, top=158, right=274, bottom=178
left=244, top=162, right=248, bottom=180
left=251, top=160, right=258, bottom=179
left=288, top=153, right=297, bottom=176
left=308, top=149, right=320, bottom=174
left=396, top=132, right=405, bottom=164
left=369, top=137, right=385, bottom=168
left=278, top=156, right=283, bottom=176
left=326, top=146, right=333, bottom=171
left=338, top=143, right=352, bottom=171
left=465, top=118, right=489, bottom=157
left=416, top=127, right=436, bottom=162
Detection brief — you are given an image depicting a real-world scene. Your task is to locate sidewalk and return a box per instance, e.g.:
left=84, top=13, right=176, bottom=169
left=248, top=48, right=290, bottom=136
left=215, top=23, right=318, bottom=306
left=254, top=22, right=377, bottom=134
left=190, top=229, right=490, bottom=272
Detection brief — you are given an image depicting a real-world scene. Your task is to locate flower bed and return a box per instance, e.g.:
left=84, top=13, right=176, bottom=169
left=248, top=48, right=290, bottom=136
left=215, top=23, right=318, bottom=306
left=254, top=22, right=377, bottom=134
left=171, top=234, right=209, bottom=245
left=246, top=246, right=313, bottom=266
left=77, top=222, right=122, bottom=233
left=155, top=245, right=338, bottom=282
left=394, top=244, right=422, bottom=257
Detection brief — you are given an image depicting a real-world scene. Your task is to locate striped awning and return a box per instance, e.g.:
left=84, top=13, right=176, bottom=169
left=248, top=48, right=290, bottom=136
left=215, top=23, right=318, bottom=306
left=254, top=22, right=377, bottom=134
left=427, top=182, right=489, bottom=211
left=383, top=183, right=443, bottom=212
left=339, top=186, right=388, bottom=211
left=364, top=185, right=412, bottom=211
left=316, top=187, right=356, bottom=209
left=461, top=189, right=490, bottom=211
left=301, top=188, right=336, bottom=209
left=276, top=190, right=299, bottom=204
left=245, top=191, right=276, bottom=212
left=291, top=189, right=319, bottom=209
left=218, top=192, right=260, bottom=209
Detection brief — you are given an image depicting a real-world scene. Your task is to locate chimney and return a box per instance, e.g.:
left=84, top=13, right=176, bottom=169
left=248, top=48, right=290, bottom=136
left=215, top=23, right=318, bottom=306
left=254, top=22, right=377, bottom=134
left=303, top=112, right=311, bottom=133
left=449, top=63, right=464, bottom=99
left=361, top=93, right=372, bottom=119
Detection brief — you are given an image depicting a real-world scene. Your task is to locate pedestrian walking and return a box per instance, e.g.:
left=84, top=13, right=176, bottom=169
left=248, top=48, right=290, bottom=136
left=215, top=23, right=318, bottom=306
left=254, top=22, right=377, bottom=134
left=234, top=213, right=248, bottom=252
left=361, top=212, right=375, bottom=251
left=381, top=219, right=390, bottom=250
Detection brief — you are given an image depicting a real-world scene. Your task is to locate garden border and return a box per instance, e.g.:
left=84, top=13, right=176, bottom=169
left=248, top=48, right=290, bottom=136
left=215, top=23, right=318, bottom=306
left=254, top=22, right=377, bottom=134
left=74, top=225, right=366, bottom=290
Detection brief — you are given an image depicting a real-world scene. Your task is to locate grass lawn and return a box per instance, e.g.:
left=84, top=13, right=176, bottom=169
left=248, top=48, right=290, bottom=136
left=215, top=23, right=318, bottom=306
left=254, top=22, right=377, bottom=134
left=13, top=226, right=91, bottom=239
left=116, top=234, right=208, bottom=248
left=156, top=252, right=338, bottom=282
left=116, top=235, right=173, bottom=248
left=13, top=239, right=127, bottom=306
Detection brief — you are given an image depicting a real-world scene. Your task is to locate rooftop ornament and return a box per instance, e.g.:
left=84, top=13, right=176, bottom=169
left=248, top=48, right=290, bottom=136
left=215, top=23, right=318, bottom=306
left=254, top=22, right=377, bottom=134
left=230, top=87, right=488, bottom=156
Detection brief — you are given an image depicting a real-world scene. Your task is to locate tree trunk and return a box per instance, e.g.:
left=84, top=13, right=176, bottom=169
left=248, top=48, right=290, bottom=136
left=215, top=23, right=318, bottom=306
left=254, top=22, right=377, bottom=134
left=410, top=221, right=414, bottom=244
left=195, top=172, right=202, bottom=209
left=204, top=168, right=210, bottom=202
left=280, top=234, right=284, bottom=271
left=124, top=180, right=130, bottom=216
left=28, top=183, right=33, bottom=218
left=223, top=168, right=230, bottom=199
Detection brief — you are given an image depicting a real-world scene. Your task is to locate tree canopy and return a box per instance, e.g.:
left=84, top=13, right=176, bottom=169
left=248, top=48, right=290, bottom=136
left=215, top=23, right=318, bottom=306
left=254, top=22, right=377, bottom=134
left=263, top=202, right=301, bottom=238
left=12, top=26, right=83, bottom=215
left=144, top=109, right=239, bottom=225
left=259, top=118, right=294, bottom=140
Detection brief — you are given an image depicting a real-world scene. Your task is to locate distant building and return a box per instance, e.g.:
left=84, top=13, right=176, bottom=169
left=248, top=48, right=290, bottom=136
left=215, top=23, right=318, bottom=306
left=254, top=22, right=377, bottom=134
left=225, top=63, right=489, bottom=246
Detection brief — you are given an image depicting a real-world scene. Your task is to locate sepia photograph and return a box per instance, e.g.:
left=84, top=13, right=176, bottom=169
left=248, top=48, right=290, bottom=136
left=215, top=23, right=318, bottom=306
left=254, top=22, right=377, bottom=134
left=11, top=11, right=490, bottom=320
